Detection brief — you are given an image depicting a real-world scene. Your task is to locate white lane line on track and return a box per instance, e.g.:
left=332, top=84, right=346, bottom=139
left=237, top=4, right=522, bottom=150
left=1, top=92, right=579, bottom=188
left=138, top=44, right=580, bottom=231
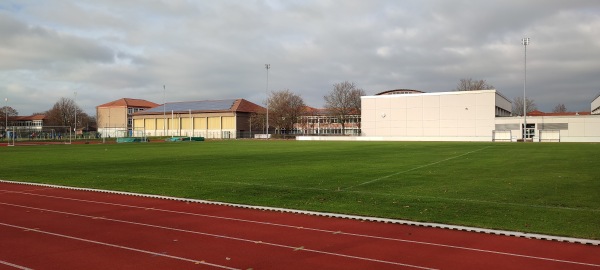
left=2, top=199, right=600, bottom=269
left=0, top=260, right=32, bottom=270
left=0, top=221, right=238, bottom=270
left=0, top=202, right=436, bottom=270
left=346, top=146, right=493, bottom=190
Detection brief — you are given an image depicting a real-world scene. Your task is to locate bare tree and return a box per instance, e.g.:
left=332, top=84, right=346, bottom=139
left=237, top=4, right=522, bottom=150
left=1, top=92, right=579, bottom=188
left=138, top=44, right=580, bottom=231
left=552, top=103, right=567, bottom=113
left=248, top=111, right=266, bottom=135
left=267, top=89, right=305, bottom=134
left=44, top=97, right=87, bottom=128
left=454, top=78, right=494, bottom=91
left=324, top=81, right=365, bottom=134
left=512, top=96, right=538, bottom=116
left=1, top=106, right=18, bottom=130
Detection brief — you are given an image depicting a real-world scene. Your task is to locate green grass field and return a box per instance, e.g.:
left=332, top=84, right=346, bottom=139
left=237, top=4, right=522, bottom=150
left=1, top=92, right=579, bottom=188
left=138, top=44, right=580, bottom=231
left=1, top=140, right=599, bottom=239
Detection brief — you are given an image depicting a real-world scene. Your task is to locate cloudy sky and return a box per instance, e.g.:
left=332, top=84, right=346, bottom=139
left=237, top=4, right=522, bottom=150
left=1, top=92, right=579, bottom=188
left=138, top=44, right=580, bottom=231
left=1, top=0, right=599, bottom=115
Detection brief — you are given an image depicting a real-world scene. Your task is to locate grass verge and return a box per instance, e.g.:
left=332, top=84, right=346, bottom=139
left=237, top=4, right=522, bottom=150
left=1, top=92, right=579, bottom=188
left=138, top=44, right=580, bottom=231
left=1, top=140, right=598, bottom=239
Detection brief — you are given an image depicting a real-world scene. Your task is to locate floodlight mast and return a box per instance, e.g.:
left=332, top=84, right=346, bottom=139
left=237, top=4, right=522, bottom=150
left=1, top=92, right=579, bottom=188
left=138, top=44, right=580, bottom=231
left=74, top=91, right=77, bottom=139
left=522, top=37, right=530, bottom=140
left=265, top=64, right=270, bottom=138
left=4, top=98, right=7, bottom=141
left=163, top=85, right=166, bottom=136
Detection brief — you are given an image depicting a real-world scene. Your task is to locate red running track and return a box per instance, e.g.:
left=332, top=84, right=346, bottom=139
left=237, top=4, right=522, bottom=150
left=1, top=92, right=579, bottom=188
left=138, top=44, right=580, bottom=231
left=0, top=181, right=598, bottom=270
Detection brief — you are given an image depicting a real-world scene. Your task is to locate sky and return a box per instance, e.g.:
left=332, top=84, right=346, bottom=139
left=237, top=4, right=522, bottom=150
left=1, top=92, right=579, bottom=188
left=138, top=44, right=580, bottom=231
left=1, top=0, right=599, bottom=116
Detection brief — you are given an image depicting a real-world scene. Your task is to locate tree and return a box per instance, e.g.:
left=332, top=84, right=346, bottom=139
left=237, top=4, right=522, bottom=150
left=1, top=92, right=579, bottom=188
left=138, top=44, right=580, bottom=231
left=512, top=96, right=538, bottom=116
left=1, top=106, right=18, bottom=130
left=267, top=89, right=305, bottom=134
left=324, top=81, right=365, bottom=134
left=454, top=78, right=494, bottom=91
left=44, top=97, right=88, bottom=128
left=552, top=103, right=567, bottom=113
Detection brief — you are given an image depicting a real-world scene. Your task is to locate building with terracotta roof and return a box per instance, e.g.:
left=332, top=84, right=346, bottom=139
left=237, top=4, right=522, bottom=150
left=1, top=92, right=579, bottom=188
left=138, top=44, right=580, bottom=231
left=7, top=114, right=46, bottom=129
left=131, top=99, right=265, bottom=139
left=96, top=98, right=159, bottom=137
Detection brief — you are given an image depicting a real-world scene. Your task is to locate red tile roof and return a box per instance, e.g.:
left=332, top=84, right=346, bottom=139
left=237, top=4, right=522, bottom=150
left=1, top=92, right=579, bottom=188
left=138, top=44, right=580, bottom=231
left=232, top=99, right=266, bottom=113
left=528, top=110, right=591, bottom=116
left=8, top=114, right=46, bottom=121
left=97, top=98, right=159, bottom=108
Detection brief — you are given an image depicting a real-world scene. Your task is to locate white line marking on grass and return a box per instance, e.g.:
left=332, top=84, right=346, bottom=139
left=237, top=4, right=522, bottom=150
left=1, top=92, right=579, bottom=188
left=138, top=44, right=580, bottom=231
left=0, top=260, right=32, bottom=270
left=346, top=146, right=493, bottom=190
left=0, top=203, right=436, bottom=270
left=0, top=222, right=239, bottom=270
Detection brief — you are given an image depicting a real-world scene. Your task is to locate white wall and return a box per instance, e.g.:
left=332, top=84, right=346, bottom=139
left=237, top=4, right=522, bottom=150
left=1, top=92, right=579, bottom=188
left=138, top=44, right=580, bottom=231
left=361, top=90, right=501, bottom=141
left=592, top=94, right=600, bottom=115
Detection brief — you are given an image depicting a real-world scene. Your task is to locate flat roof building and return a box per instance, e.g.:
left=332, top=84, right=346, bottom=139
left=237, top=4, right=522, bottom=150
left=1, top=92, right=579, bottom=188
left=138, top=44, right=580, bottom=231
left=361, top=90, right=511, bottom=141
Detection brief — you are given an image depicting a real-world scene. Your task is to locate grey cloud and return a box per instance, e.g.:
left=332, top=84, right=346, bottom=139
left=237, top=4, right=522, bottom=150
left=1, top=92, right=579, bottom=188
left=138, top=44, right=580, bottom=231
left=0, top=12, right=114, bottom=71
left=1, top=1, right=599, bottom=115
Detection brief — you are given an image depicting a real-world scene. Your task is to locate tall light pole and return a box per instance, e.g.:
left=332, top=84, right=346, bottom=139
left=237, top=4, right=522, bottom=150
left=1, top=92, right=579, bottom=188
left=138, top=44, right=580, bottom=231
left=265, top=64, right=270, bottom=137
left=74, top=91, right=77, bottom=139
left=4, top=98, right=7, bottom=141
left=163, top=85, right=166, bottom=136
left=522, top=37, right=530, bottom=140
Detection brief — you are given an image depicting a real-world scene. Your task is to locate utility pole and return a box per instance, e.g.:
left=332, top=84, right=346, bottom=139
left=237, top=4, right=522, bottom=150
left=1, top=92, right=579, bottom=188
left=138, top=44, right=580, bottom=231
left=522, top=37, right=530, bottom=140
left=265, top=64, right=270, bottom=138
left=74, top=91, right=77, bottom=139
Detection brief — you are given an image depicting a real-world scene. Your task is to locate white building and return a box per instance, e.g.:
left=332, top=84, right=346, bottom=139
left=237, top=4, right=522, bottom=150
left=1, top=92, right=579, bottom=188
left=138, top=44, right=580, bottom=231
left=300, top=89, right=600, bottom=142
left=360, top=90, right=511, bottom=141
left=592, top=93, right=600, bottom=115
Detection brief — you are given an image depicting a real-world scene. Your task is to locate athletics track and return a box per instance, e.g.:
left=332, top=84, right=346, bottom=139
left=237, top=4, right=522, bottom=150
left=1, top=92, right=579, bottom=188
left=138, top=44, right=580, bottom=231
left=0, top=181, right=598, bottom=270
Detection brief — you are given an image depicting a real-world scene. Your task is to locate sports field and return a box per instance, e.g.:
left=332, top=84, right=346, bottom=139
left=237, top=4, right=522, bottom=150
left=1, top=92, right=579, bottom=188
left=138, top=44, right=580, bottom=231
left=1, top=140, right=598, bottom=240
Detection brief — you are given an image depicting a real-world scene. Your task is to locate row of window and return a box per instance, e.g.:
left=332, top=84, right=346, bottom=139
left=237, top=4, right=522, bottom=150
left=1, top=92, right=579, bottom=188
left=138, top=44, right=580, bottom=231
left=127, top=107, right=146, bottom=115
left=299, top=116, right=361, bottom=124
left=7, top=120, right=43, bottom=127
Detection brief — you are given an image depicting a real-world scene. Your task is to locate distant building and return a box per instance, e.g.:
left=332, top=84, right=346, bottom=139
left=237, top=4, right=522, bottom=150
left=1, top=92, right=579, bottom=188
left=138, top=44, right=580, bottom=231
left=131, top=99, right=264, bottom=139
left=294, top=106, right=361, bottom=136
left=6, top=115, right=46, bottom=131
left=96, top=98, right=159, bottom=138
left=4, top=114, right=64, bottom=140
left=298, top=89, right=600, bottom=142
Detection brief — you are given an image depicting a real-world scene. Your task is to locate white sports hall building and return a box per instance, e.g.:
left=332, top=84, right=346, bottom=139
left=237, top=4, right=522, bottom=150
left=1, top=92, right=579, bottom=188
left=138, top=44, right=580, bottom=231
left=300, top=90, right=600, bottom=142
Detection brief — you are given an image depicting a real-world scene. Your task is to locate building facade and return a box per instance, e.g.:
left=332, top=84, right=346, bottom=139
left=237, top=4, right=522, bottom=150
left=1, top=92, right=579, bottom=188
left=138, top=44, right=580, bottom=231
left=316, top=89, right=600, bottom=142
left=131, top=99, right=265, bottom=139
left=96, top=98, right=159, bottom=138
left=293, top=107, right=361, bottom=136
left=592, top=93, right=600, bottom=115
left=360, top=90, right=512, bottom=141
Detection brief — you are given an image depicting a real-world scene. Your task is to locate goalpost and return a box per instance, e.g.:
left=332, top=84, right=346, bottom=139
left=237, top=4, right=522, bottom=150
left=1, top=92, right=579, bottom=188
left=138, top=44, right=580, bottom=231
left=7, top=126, right=72, bottom=145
